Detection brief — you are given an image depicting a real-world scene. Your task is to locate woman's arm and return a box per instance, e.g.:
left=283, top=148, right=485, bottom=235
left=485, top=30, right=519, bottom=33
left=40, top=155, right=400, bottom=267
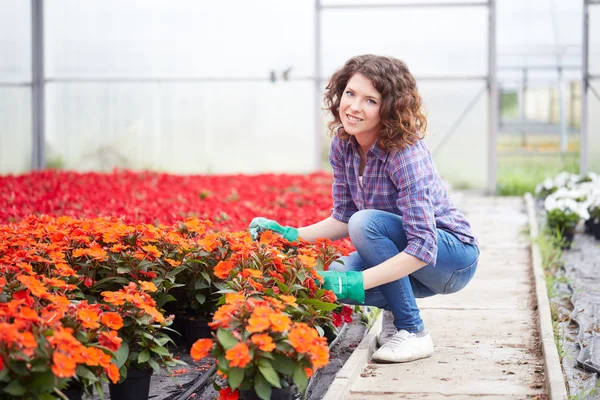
left=297, top=217, right=349, bottom=242
left=361, top=252, right=427, bottom=290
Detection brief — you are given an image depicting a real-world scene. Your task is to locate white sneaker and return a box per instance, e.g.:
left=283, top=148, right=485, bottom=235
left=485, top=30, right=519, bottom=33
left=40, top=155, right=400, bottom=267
left=377, top=310, right=397, bottom=347
left=372, top=330, right=434, bottom=363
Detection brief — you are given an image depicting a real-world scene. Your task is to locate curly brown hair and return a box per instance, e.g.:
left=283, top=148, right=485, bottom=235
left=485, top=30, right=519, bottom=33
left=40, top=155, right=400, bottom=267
left=324, top=54, right=427, bottom=152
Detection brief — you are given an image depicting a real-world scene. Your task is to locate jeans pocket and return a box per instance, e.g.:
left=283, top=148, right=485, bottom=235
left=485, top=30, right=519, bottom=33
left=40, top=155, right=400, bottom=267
left=443, top=259, right=478, bottom=294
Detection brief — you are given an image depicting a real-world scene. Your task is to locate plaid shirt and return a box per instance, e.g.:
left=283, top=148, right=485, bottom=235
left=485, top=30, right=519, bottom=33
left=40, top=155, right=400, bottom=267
left=329, top=134, right=478, bottom=266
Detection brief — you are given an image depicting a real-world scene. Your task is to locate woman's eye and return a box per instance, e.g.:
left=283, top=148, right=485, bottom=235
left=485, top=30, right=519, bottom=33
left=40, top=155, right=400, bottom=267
left=345, top=90, right=354, bottom=97
left=367, top=99, right=377, bottom=105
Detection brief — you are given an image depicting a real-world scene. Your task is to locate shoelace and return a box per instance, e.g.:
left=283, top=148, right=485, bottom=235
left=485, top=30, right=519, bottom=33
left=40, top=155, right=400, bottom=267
left=383, top=332, right=414, bottom=349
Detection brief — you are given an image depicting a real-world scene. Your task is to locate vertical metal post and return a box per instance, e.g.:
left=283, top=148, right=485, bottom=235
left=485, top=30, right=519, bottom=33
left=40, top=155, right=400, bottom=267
left=314, top=0, right=322, bottom=171
left=558, top=67, right=568, bottom=152
left=31, top=0, right=45, bottom=170
left=581, top=0, right=589, bottom=175
left=487, top=0, right=498, bottom=194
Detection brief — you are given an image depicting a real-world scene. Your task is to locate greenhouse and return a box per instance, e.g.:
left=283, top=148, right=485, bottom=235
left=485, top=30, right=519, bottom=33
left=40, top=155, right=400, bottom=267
left=1, top=1, right=600, bottom=399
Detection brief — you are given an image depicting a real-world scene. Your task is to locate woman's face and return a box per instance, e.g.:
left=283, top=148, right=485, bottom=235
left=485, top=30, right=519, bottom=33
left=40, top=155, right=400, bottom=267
left=339, top=73, right=382, bottom=142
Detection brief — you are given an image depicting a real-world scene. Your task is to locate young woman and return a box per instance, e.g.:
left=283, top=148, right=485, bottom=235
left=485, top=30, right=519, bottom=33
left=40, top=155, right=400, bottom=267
left=249, top=54, right=479, bottom=364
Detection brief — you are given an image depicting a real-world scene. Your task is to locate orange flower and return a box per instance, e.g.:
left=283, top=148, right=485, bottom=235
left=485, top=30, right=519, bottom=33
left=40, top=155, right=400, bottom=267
left=102, top=291, right=126, bottom=306
left=190, top=338, right=213, bottom=361
left=78, top=308, right=101, bottom=329
left=251, top=334, right=276, bottom=352
left=225, top=292, right=245, bottom=305
left=98, top=330, right=122, bottom=352
left=279, top=295, right=298, bottom=307
left=214, top=261, right=235, bottom=279
left=288, top=323, right=318, bottom=353
left=269, top=313, right=291, bottom=333
left=52, top=351, right=77, bottom=378
left=17, top=275, right=48, bottom=298
left=304, top=367, right=314, bottom=378
left=141, top=244, right=162, bottom=258
left=298, top=254, right=316, bottom=267
left=225, top=343, right=251, bottom=368
left=309, top=342, right=329, bottom=369
left=246, top=316, right=270, bottom=333
left=209, top=304, right=237, bottom=329
left=101, top=312, right=124, bottom=330
left=165, top=258, right=181, bottom=267
left=106, top=363, right=121, bottom=384
left=259, top=230, right=279, bottom=245
left=218, top=388, right=239, bottom=400
left=241, top=269, right=262, bottom=278
left=138, top=280, right=158, bottom=293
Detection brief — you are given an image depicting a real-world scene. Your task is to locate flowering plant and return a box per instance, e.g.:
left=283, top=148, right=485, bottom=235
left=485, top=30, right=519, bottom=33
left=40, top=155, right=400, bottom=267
left=191, top=292, right=330, bottom=400
left=544, top=193, right=590, bottom=235
left=0, top=277, right=121, bottom=398
left=101, top=282, right=185, bottom=379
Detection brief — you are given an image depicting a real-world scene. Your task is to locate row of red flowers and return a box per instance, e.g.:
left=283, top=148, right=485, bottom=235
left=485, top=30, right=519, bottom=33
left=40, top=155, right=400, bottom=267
left=0, top=170, right=336, bottom=232
left=0, top=212, right=348, bottom=399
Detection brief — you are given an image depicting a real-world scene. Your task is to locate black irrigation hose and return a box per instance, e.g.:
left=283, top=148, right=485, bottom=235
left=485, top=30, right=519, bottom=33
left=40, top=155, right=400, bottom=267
left=174, top=364, right=217, bottom=400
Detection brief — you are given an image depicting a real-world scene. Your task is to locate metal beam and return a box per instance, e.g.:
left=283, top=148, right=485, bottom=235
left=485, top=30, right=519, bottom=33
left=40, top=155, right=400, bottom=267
left=31, top=0, right=45, bottom=170
left=488, top=0, right=498, bottom=194
left=314, top=0, right=322, bottom=171
left=321, top=2, right=488, bottom=9
left=581, top=0, right=589, bottom=175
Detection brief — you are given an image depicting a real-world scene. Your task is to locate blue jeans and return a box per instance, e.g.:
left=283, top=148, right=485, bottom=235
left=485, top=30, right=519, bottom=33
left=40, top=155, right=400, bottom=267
left=330, top=209, right=479, bottom=333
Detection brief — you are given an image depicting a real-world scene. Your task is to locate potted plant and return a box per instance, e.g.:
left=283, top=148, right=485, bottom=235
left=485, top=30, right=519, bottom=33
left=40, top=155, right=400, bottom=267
left=190, top=292, right=330, bottom=400
left=101, top=281, right=185, bottom=400
left=544, top=194, right=590, bottom=249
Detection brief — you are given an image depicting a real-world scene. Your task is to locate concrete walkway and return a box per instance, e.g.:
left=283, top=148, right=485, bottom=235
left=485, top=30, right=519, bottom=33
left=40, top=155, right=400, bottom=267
left=340, top=194, right=547, bottom=399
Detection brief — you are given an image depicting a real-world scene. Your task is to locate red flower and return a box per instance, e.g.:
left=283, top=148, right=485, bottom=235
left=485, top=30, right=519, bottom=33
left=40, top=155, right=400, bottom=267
left=218, top=388, right=239, bottom=400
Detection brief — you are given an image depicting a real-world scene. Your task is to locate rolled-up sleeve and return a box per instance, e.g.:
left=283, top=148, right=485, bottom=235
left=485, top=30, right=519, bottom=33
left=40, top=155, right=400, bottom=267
left=329, top=137, right=358, bottom=223
left=391, top=155, right=438, bottom=265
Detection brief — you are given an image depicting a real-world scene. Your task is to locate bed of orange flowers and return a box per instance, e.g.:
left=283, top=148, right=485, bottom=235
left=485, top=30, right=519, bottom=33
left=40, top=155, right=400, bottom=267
left=0, top=210, right=347, bottom=399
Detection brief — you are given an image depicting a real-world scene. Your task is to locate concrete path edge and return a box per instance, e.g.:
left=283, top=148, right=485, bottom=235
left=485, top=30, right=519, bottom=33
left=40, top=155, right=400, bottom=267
left=524, top=193, right=569, bottom=400
left=321, top=312, right=383, bottom=400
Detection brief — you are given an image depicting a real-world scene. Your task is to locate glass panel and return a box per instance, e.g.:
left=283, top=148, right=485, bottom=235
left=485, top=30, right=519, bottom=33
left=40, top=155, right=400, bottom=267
left=420, top=82, right=488, bottom=189
left=45, top=0, right=314, bottom=79
left=0, top=88, right=32, bottom=174
left=321, top=7, right=487, bottom=77
left=591, top=7, right=600, bottom=76
left=45, top=82, right=315, bottom=174
left=0, top=0, right=31, bottom=82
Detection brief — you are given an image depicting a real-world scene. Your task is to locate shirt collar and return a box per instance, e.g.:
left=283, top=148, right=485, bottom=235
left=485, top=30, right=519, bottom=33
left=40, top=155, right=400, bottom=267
left=349, top=135, right=388, bottom=162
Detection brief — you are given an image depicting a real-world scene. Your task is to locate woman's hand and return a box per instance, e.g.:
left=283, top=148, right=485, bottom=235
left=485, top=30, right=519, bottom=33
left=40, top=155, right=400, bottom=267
left=319, top=270, right=365, bottom=304
left=248, top=217, right=299, bottom=242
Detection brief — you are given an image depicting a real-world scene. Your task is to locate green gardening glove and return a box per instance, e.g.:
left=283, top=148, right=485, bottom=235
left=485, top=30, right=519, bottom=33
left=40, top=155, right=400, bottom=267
left=319, top=271, right=365, bottom=304
left=249, top=217, right=299, bottom=242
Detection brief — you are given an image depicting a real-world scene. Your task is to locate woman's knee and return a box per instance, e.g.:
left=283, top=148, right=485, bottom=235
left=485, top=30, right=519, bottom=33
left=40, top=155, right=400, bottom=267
left=348, top=209, right=407, bottom=247
left=348, top=210, right=383, bottom=242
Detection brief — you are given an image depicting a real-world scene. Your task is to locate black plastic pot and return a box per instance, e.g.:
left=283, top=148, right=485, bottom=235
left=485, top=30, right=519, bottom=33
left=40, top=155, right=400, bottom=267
left=62, top=380, right=84, bottom=400
left=181, top=316, right=211, bottom=348
left=240, top=385, right=295, bottom=400
left=322, top=325, right=338, bottom=345
left=591, top=220, right=600, bottom=240
left=560, top=226, right=576, bottom=249
left=108, top=368, right=153, bottom=400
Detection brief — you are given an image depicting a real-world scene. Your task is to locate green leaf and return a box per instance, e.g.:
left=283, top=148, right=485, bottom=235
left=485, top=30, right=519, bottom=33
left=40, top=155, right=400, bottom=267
left=293, top=364, right=308, bottom=392
left=296, top=270, right=306, bottom=283
left=138, top=349, right=151, bottom=364
left=114, top=340, right=129, bottom=368
left=200, top=271, right=211, bottom=282
left=148, top=358, right=160, bottom=374
left=195, top=292, right=206, bottom=304
left=76, top=365, right=99, bottom=383
left=3, top=380, right=26, bottom=396
left=117, top=267, right=131, bottom=274
left=315, top=325, right=325, bottom=337
left=150, top=346, right=171, bottom=357
left=258, top=359, right=281, bottom=389
left=92, top=276, right=130, bottom=288
left=39, top=393, right=56, bottom=400
left=254, top=373, right=272, bottom=400
left=166, top=266, right=186, bottom=279
left=217, top=328, right=238, bottom=350
left=30, top=370, right=55, bottom=392
left=271, top=353, right=296, bottom=376
left=301, top=299, right=339, bottom=311
left=276, top=281, right=290, bottom=293
left=228, top=367, right=244, bottom=390
left=195, top=280, right=210, bottom=290
left=95, top=381, right=105, bottom=399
